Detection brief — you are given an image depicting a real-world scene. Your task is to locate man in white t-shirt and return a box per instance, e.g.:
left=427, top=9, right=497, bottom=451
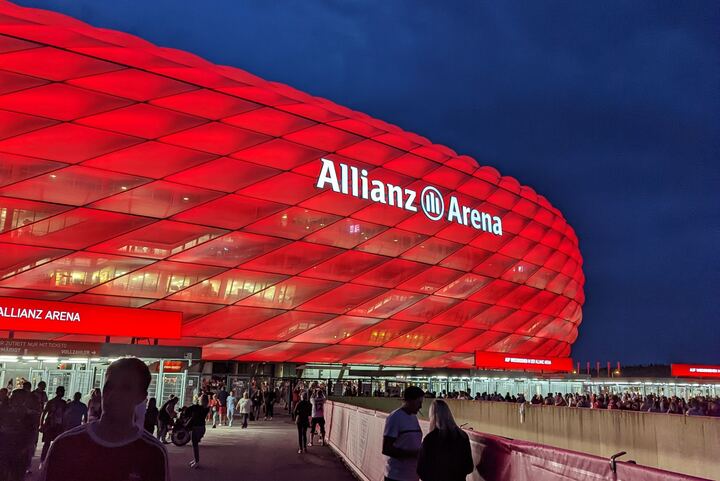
left=382, top=386, right=424, bottom=481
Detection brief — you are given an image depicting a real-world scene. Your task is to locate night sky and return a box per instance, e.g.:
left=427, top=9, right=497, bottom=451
left=17, top=0, right=719, bottom=365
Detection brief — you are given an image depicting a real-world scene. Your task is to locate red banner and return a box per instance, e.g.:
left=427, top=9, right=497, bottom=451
left=671, top=364, right=720, bottom=379
left=475, top=351, right=573, bottom=372
left=0, top=297, right=181, bottom=339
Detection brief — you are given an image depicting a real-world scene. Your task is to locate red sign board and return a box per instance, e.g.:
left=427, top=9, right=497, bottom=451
left=671, top=364, right=720, bottom=379
left=475, top=351, right=574, bottom=372
left=0, top=298, right=181, bottom=339
left=162, top=360, right=187, bottom=372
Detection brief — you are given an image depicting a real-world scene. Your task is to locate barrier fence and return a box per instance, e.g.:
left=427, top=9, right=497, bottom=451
left=325, top=401, right=713, bottom=481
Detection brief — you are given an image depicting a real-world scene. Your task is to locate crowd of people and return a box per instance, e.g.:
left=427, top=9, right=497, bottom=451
left=424, top=390, right=720, bottom=416
left=0, top=371, right=332, bottom=479
left=0, top=358, right=170, bottom=481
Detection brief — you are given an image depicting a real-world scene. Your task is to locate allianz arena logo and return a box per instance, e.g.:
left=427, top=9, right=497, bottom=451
left=316, top=158, right=503, bottom=235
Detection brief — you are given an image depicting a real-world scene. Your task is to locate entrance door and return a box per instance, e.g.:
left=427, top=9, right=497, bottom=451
left=46, top=370, right=72, bottom=393
left=185, top=374, right=200, bottom=406
left=159, top=372, right=185, bottom=403
left=71, top=368, right=92, bottom=398
left=29, top=369, right=45, bottom=388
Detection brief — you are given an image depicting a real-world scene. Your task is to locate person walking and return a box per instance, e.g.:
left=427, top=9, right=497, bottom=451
left=382, top=386, right=424, bottom=481
left=217, top=385, right=229, bottom=426
left=309, top=388, right=326, bottom=447
left=40, top=386, right=67, bottom=463
left=40, top=357, right=169, bottom=481
left=264, top=386, right=276, bottom=420
left=294, top=392, right=312, bottom=454
left=26, top=381, right=44, bottom=470
left=32, top=381, right=49, bottom=409
left=210, top=393, right=220, bottom=428
left=62, top=392, right=88, bottom=431
left=290, top=387, right=300, bottom=421
left=144, top=398, right=159, bottom=435
left=157, top=396, right=179, bottom=443
left=251, top=388, right=262, bottom=421
left=226, top=390, right=236, bottom=427
left=238, top=391, right=252, bottom=429
left=185, top=394, right=210, bottom=469
left=416, top=400, right=474, bottom=481
left=87, top=388, right=102, bottom=422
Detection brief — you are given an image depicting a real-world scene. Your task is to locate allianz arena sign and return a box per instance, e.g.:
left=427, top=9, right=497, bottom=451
left=317, top=158, right=504, bottom=235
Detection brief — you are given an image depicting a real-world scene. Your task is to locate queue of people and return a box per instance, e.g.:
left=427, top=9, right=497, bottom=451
left=431, top=389, right=720, bottom=416
left=0, top=381, right=97, bottom=480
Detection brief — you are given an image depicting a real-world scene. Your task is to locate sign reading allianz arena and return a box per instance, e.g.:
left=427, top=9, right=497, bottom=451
left=0, top=1, right=584, bottom=369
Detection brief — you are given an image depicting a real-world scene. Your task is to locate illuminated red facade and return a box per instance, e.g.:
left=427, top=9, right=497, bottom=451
left=0, top=1, right=584, bottom=368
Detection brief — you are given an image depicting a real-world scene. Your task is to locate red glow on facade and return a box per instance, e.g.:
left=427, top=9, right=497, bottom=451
left=0, top=0, right=585, bottom=367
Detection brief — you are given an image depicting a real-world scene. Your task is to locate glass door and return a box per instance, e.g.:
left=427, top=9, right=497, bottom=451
left=185, top=374, right=200, bottom=406
left=159, top=372, right=185, bottom=404
left=46, top=370, right=72, bottom=394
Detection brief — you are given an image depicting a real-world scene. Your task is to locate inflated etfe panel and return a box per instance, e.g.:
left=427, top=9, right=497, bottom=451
left=0, top=0, right=584, bottom=367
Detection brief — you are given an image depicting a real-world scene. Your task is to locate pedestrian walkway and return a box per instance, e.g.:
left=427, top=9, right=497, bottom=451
left=29, top=413, right=357, bottom=481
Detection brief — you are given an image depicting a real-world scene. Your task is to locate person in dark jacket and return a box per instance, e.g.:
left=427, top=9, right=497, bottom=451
left=143, top=398, right=159, bottom=435
left=293, top=392, right=312, bottom=454
left=186, top=394, right=210, bottom=468
left=417, top=399, right=474, bottom=481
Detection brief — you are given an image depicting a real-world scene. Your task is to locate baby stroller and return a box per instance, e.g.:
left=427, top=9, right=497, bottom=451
left=170, top=408, right=192, bottom=446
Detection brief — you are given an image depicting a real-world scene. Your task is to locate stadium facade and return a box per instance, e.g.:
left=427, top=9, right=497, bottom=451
left=0, top=0, right=584, bottom=374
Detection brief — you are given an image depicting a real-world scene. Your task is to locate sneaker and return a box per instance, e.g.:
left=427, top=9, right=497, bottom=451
left=189, top=461, right=196, bottom=468
left=308, top=442, right=313, bottom=447
left=297, top=449, right=303, bottom=454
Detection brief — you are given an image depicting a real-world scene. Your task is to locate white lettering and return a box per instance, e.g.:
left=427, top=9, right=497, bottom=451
left=43, top=310, right=80, bottom=322
left=404, top=189, right=417, bottom=212
left=316, top=158, right=340, bottom=192
left=387, top=184, right=403, bottom=207
left=504, top=357, right=552, bottom=365
left=370, top=180, right=386, bottom=203
left=470, top=210, right=481, bottom=229
left=492, top=216, right=503, bottom=235
left=481, top=212, right=492, bottom=231
left=314, top=158, right=503, bottom=235
left=447, top=196, right=462, bottom=223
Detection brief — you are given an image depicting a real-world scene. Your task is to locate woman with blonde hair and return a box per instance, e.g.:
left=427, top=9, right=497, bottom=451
left=417, top=399, right=474, bottom=481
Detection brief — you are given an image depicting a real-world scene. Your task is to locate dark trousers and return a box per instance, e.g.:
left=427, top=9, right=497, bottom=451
left=40, top=441, right=51, bottom=462
left=265, top=403, right=274, bottom=418
left=297, top=423, right=308, bottom=450
left=241, top=413, right=249, bottom=428
left=157, top=420, right=169, bottom=442
left=191, top=426, right=205, bottom=463
left=310, top=417, right=325, bottom=439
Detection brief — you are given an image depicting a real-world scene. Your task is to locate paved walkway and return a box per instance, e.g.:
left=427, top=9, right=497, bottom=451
left=30, top=414, right=357, bottom=481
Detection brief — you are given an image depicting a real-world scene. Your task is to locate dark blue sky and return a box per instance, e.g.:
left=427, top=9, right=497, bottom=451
left=18, top=0, right=719, bottom=365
